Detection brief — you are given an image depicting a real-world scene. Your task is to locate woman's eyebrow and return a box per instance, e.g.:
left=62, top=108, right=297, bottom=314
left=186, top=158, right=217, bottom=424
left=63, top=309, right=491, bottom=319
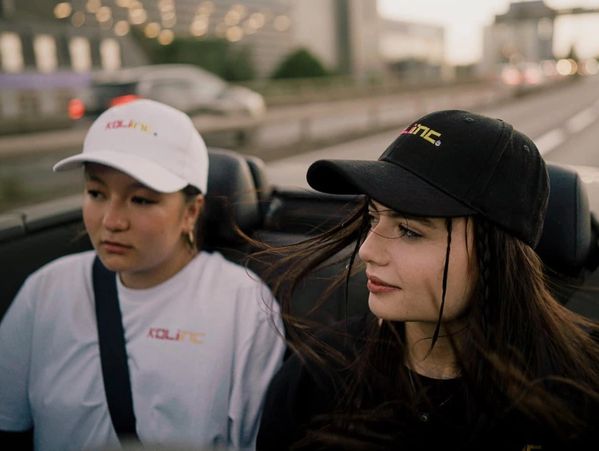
left=368, top=202, right=436, bottom=228
left=84, top=173, right=105, bottom=184
left=396, top=214, right=436, bottom=228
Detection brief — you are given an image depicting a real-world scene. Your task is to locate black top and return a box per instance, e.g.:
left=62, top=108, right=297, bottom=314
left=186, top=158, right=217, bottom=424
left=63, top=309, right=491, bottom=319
left=257, top=315, right=597, bottom=451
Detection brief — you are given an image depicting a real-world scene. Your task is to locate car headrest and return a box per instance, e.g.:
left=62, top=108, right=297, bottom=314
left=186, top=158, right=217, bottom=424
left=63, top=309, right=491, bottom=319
left=535, top=164, right=593, bottom=278
left=204, top=149, right=264, bottom=245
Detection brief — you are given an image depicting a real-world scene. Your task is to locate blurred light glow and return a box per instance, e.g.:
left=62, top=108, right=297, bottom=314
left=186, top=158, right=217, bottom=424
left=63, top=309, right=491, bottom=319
left=129, top=7, right=147, bottom=25
left=161, top=12, right=177, bottom=28
left=226, top=26, right=243, bottom=42
left=0, top=32, right=24, bottom=73
left=501, top=66, right=521, bottom=86
left=69, top=36, right=92, bottom=72
left=190, top=19, right=209, bottom=37
left=523, top=64, right=543, bottom=85
left=583, top=59, right=599, bottom=75
left=114, top=20, right=130, bottom=36
left=541, top=60, right=557, bottom=77
left=158, top=29, right=175, bottom=45
left=96, top=6, right=112, bottom=23
left=248, top=13, right=265, bottom=29
left=100, top=38, right=121, bottom=71
left=225, top=10, right=241, bottom=26
left=144, top=22, right=161, bottom=38
left=54, top=2, right=72, bottom=19
left=86, top=0, right=101, bottom=14
left=69, top=98, right=85, bottom=120
left=556, top=58, right=576, bottom=75
left=34, top=34, right=58, bottom=73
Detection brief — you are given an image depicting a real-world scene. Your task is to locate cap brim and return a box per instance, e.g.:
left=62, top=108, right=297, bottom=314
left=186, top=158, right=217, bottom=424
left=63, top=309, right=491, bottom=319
left=307, top=159, right=475, bottom=217
left=53, top=151, right=187, bottom=193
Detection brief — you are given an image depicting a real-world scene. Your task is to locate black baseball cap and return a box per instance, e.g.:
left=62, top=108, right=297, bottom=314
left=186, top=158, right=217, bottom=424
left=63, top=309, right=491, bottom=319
left=307, top=110, right=549, bottom=247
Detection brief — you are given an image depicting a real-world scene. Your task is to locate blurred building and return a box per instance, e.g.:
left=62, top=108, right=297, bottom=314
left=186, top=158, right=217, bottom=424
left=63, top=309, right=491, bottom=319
left=0, top=0, right=394, bottom=79
left=480, top=0, right=555, bottom=76
left=378, top=18, right=445, bottom=82
left=0, top=0, right=298, bottom=76
left=291, top=0, right=383, bottom=78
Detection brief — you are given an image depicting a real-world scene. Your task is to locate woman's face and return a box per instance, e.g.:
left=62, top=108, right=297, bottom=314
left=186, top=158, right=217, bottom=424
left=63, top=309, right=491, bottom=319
left=83, top=164, right=202, bottom=288
left=359, top=200, right=477, bottom=324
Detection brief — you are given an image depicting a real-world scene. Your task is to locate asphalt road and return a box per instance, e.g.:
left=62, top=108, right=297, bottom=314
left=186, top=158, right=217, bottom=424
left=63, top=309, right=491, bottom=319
left=266, top=74, right=599, bottom=190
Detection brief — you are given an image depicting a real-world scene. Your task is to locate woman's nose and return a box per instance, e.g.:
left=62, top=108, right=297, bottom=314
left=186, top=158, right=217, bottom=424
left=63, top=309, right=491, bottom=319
left=359, top=227, right=389, bottom=265
left=102, top=201, right=129, bottom=231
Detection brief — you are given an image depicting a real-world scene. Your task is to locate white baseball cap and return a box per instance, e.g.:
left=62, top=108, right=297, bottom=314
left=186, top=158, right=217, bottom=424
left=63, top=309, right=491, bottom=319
left=53, top=99, right=209, bottom=193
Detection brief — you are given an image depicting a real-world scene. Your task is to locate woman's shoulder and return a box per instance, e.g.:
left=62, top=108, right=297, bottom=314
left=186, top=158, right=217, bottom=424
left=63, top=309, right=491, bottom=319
left=13, top=251, right=95, bottom=309
left=198, top=251, right=265, bottom=288
left=26, top=250, right=95, bottom=283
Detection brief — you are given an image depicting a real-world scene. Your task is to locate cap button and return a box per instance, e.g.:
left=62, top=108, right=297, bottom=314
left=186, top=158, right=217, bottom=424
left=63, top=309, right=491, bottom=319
left=464, top=117, right=475, bottom=123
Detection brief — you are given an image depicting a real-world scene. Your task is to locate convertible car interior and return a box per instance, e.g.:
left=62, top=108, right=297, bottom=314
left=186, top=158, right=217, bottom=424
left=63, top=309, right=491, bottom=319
left=2, top=148, right=599, bottom=325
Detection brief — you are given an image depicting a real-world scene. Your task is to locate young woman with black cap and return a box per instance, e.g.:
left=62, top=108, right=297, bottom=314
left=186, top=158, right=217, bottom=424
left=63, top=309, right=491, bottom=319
left=0, top=99, right=285, bottom=451
left=256, top=110, right=599, bottom=450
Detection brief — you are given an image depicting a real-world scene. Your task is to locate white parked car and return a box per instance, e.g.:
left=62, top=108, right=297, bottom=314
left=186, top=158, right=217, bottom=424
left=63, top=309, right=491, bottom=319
left=70, top=64, right=266, bottom=120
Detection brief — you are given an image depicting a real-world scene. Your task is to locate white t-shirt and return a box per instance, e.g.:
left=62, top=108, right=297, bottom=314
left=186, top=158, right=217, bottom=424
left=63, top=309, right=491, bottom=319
left=0, top=250, right=285, bottom=451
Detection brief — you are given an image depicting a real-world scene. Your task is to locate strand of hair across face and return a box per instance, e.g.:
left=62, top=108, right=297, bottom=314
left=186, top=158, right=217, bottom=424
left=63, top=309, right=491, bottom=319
left=430, top=218, right=453, bottom=348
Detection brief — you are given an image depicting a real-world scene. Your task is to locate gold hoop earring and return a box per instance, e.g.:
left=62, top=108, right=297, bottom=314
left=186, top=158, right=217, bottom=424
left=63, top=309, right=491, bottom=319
left=186, top=230, right=195, bottom=250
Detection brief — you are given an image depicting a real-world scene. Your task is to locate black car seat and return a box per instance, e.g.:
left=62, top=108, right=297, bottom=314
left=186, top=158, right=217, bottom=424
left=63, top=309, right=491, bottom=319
left=535, top=164, right=599, bottom=313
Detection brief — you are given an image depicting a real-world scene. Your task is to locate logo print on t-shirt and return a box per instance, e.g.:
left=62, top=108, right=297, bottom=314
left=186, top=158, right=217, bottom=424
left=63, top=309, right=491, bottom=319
left=147, top=327, right=205, bottom=344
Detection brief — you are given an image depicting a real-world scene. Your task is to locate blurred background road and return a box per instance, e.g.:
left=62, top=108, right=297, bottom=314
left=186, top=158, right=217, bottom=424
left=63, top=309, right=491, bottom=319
left=266, top=73, right=599, bottom=188
left=1, top=0, right=599, bottom=212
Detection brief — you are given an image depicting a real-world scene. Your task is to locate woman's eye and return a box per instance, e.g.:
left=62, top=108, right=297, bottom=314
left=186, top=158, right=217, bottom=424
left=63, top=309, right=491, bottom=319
left=86, top=189, right=103, bottom=199
left=367, top=212, right=380, bottom=227
left=132, top=196, right=156, bottom=205
left=398, top=225, right=421, bottom=239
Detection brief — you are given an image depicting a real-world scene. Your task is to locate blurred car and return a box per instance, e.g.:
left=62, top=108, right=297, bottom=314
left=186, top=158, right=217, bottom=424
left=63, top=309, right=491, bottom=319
left=68, top=64, right=266, bottom=121
left=500, top=62, right=545, bottom=87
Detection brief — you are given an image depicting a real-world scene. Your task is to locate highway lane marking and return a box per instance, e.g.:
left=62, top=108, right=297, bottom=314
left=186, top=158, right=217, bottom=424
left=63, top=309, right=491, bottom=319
left=566, top=107, right=596, bottom=134
left=535, top=105, right=599, bottom=156
left=535, top=129, right=566, bottom=155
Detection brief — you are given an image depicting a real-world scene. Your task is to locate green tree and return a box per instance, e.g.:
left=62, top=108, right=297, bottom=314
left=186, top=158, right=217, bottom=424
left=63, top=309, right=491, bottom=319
left=271, top=48, right=329, bottom=79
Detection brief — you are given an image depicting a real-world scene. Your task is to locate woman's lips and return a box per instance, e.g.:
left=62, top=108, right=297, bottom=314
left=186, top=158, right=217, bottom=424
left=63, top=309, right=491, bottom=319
left=101, top=240, right=132, bottom=254
left=366, top=275, right=400, bottom=294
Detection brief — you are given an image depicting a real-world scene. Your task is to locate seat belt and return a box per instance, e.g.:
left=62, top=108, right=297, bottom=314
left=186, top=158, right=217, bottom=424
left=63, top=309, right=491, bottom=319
left=92, top=256, right=141, bottom=443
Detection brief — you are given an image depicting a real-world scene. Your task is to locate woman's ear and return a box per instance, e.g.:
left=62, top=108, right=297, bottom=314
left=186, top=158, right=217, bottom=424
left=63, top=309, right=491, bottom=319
left=185, top=194, right=204, bottom=228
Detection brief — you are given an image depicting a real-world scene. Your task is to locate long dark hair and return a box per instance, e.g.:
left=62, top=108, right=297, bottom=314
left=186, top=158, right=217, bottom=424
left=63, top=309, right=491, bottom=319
left=252, top=197, right=599, bottom=448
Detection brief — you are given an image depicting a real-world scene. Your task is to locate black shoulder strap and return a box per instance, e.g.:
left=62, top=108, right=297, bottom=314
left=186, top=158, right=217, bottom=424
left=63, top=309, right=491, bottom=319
left=92, top=256, right=140, bottom=443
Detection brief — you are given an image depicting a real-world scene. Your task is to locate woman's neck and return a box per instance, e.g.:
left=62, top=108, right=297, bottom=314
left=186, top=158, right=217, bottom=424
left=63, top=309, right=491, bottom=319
left=404, top=321, right=461, bottom=380
left=119, top=247, right=198, bottom=289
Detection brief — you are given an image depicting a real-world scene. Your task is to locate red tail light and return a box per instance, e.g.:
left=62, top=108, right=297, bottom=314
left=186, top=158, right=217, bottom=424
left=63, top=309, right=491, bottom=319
left=68, top=98, right=85, bottom=120
left=110, top=94, right=140, bottom=107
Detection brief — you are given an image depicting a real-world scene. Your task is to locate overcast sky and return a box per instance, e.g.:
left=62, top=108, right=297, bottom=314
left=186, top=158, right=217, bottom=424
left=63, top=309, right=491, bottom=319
left=377, top=0, right=599, bottom=64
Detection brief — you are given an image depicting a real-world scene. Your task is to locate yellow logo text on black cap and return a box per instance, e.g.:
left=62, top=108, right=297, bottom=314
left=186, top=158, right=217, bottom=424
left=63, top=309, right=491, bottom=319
left=401, top=123, right=442, bottom=147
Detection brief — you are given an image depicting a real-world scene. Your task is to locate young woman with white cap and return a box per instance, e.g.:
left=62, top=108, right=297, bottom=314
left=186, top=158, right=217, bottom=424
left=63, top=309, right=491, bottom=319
left=256, top=110, right=599, bottom=450
left=0, top=99, right=285, bottom=450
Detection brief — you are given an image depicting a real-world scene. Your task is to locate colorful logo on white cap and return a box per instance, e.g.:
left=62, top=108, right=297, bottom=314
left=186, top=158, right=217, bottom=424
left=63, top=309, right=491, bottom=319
left=105, top=118, right=156, bottom=136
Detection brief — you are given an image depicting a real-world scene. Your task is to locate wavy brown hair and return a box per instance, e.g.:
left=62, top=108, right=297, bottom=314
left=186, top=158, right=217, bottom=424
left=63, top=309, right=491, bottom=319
left=251, top=197, right=599, bottom=448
